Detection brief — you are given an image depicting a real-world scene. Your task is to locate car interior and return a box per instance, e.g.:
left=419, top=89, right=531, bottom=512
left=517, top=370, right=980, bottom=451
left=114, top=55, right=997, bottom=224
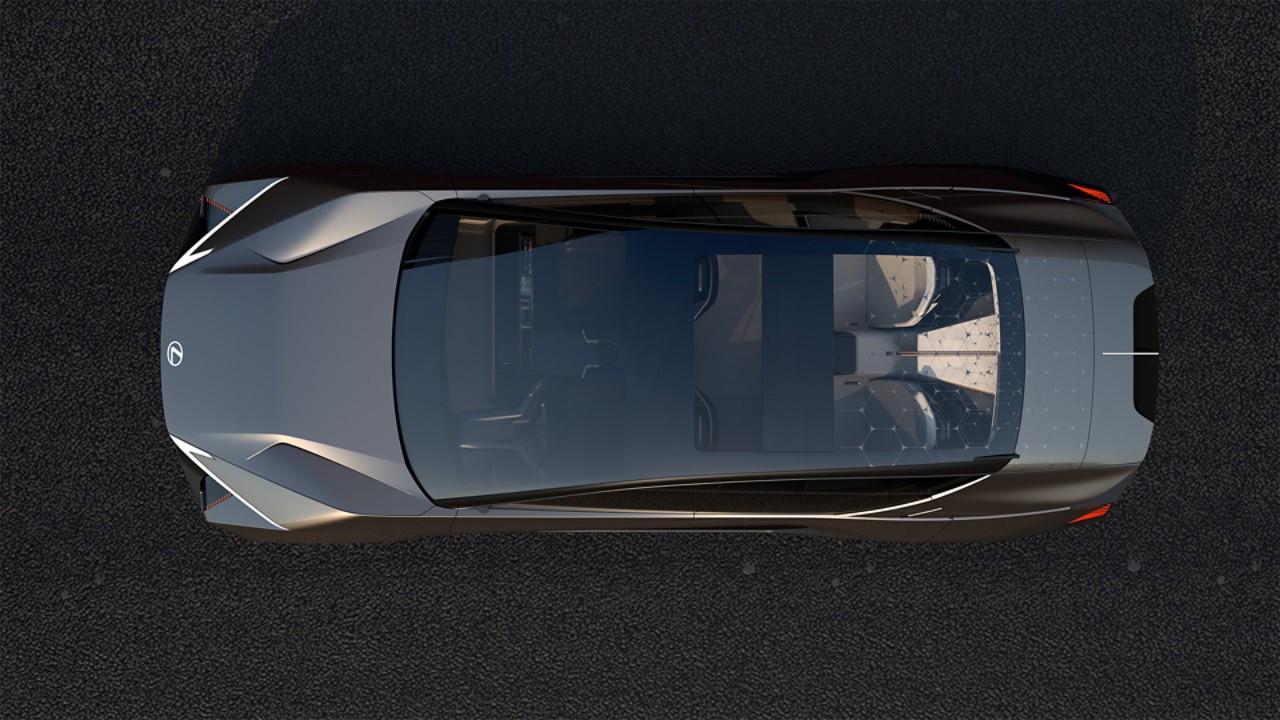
left=693, top=251, right=1000, bottom=458
left=443, top=218, right=629, bottom=491
left=412, top=196, right=1006, bottom=502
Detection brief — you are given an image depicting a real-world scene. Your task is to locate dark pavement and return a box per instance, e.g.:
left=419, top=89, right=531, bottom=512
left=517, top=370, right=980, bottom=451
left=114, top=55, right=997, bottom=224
left=3, top=2, right=1278, bottom=717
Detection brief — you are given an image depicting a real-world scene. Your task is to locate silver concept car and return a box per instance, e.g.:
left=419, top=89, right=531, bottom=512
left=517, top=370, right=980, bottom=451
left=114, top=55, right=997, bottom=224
left=162, top=166, right=1157, bottom=543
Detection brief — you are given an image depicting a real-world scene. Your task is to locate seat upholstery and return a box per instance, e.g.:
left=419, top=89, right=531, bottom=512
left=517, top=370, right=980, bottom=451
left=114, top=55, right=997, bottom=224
left=865, top=255, right=937, bottom=329
left=864, top=378, right=938, bottom=450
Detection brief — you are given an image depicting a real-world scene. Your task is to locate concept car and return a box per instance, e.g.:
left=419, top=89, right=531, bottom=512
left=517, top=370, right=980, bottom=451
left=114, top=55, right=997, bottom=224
left=162, top=165, right=1157, bottom=543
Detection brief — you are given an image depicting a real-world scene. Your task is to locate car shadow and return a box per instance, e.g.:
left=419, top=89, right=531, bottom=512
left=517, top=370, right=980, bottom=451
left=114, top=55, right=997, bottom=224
left=211, top=1, right=1194, bottom=251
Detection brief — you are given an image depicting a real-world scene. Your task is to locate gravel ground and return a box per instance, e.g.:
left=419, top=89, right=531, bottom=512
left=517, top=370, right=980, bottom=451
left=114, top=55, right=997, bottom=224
left=3, top=2, right=1278, bottom=717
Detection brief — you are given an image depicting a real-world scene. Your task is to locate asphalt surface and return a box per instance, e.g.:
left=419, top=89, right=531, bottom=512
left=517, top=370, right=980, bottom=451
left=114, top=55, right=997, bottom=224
left=4, top=1, right=1279, bottom=717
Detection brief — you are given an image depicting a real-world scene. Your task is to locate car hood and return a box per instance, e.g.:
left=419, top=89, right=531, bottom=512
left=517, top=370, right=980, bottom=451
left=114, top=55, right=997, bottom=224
left=161, top=193, right=431, bottom=498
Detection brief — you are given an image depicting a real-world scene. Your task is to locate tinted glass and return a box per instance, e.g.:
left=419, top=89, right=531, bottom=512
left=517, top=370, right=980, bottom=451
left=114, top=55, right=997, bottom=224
left=395, top=213, right=1023, bottom=502
left=512, top=192, right=978, bottom=233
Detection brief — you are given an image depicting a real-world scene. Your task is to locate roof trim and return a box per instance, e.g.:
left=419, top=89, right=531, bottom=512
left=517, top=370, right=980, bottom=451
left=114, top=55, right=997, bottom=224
left=437, top=455, right=1017, bottom=509
left=424, top=198, right=1014, bottom=252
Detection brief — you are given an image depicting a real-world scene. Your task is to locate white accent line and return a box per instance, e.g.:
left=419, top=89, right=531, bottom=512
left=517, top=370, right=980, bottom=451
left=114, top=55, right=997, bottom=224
left=456, top=185, right=1072, bottom=203
left=169, top=435, right=286, bottom=530
left=455, top=188, right=672, bottom=199
left=243, top=442, right=279, bottom=462
left=841, top=474, right=991, bottom=517
left=1102, top=352, right=1159, bottom=356
left=907, top=507, right=943, bottom=517
left=169, top=177, right=288, bottom=274
left=947, top=506, right=1072, bottom=521
left=169, top=434, right=210, bottom=458
left=847, top=186, right=1074, bottom=202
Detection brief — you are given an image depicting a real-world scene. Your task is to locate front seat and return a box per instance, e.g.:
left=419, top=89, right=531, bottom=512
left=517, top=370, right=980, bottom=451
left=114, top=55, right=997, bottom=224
left=866, top=255, right=937, bottom=329
left=456, top=381, right=550, bottom=478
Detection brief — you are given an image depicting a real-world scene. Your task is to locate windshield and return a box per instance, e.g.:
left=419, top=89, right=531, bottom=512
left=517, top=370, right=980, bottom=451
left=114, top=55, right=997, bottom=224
left=395, top=211, right=1024, bottom=503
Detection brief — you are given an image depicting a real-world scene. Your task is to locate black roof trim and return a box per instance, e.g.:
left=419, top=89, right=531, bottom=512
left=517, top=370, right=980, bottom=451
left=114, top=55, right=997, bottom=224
left=436, top=455, right=1016, bottom=509
left=426, top=198, right=1014, bottom=252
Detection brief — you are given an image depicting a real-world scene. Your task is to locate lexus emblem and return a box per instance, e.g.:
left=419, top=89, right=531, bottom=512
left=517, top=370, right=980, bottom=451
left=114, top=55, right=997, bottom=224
left=167, top=341, right=184, bottom=367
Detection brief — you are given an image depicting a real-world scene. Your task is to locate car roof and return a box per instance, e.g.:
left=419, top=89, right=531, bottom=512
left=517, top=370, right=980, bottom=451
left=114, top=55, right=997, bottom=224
left=395, top=206, right=1027, bottom=505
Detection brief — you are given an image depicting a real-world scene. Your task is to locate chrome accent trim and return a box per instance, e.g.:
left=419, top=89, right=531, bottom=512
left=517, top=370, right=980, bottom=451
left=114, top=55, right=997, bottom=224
left=840, top=473, right=991, bottom=517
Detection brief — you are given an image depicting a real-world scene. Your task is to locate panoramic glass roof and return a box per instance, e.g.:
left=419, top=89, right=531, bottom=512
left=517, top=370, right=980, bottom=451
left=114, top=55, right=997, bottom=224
left=395, top=211, right=1024, bottom=502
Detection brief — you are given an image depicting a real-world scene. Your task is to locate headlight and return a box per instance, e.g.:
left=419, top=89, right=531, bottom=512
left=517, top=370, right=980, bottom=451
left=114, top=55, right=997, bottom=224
left=168, top=435, right=284, bottom=530
left=169, top=177, right=287, bottom=273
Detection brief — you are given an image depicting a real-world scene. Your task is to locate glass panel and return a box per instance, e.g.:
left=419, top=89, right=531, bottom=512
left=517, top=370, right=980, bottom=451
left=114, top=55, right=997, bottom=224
left=508, top=194, right=718, bottom=223
left=701, top=193, right=977, bottom=232
left=694, top=250, right=1008, bottom=463
left=508, top=192, right=979, bottom=232
left=396, top=214, right=1023, bottom=502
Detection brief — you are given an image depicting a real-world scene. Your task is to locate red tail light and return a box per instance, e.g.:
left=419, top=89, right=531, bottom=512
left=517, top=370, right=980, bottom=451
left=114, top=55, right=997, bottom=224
left=1067, top=183, right=1113, bottom=204
left=1069, top=503, right=1113, bottom=524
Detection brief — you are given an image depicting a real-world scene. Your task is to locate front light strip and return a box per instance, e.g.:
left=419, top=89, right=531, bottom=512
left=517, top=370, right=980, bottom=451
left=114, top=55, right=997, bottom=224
left=169, top=177, right=288, bottom=274
left=169, top=435, right=286, bottom=530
